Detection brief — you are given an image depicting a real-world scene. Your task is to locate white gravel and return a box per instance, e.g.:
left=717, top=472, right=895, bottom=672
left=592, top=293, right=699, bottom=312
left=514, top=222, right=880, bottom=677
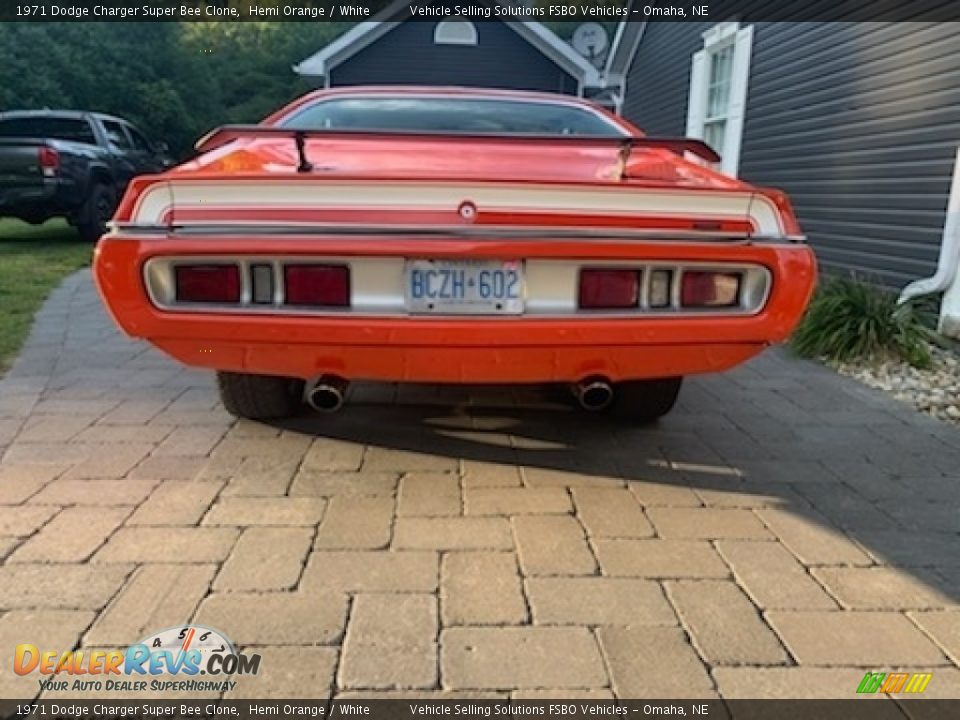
left=828, top=345, right=960, bottom=425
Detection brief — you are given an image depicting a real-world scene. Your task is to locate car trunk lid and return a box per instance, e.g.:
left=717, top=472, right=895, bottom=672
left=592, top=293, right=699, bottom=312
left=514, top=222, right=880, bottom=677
left=185, top=126, right=739, bottom=189
left=119, top=128, right=791, bottom=239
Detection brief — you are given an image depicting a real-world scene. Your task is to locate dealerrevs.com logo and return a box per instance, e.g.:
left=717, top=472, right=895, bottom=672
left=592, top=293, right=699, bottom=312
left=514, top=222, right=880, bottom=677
left=14, top=625, right=260, bottom=694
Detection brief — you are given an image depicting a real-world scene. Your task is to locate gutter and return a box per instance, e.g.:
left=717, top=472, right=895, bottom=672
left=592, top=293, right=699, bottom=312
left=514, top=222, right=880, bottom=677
left=898, top=147, right=960, bottom=338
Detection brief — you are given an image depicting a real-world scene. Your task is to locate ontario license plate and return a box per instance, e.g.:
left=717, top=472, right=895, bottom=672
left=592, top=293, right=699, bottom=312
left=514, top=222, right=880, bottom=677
left=405, top=260, right=524, bottom=314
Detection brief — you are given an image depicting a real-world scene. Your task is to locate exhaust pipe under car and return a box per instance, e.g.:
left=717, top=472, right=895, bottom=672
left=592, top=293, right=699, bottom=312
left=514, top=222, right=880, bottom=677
left=574, top=378, right=614, bottom=411
left=306, top=376, right=348, bottom=413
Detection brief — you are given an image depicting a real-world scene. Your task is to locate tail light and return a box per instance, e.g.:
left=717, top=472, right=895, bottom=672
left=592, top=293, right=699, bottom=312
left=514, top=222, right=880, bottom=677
left=284, top=264, right=350, bottom=307
left=756, top=186, right=803, bottom=236
left=681, top=271, right=741, bottom=308
left=578, top=269, right=640, bottom=309
left=174, top=265, right=241, bottom=304
left=38, top=146, right=59, bottom=177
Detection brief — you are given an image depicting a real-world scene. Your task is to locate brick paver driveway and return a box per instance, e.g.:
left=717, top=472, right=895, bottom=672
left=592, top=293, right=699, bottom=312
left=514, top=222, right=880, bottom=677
left=2, top=270, right=960, bottom=702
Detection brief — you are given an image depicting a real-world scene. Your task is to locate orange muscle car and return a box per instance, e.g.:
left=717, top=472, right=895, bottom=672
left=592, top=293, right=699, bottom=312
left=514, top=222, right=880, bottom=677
left=93, top=87, right=816, bottom=422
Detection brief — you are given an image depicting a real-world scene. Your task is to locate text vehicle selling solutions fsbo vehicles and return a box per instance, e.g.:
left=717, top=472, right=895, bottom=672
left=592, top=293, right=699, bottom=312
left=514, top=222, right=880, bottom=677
left=93, top=87, right=817, bottom=422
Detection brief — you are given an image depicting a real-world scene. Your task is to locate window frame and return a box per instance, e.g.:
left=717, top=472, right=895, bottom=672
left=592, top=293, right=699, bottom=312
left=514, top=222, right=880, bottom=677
left=686, top=22, right=754, bottom=176
left=101, top=119, right=132, bottom=150
left=433, top=19, right=478, bottom=46
left=125, top=124, right=154, bottom=154
left=0, top=116, right=97, bottom=145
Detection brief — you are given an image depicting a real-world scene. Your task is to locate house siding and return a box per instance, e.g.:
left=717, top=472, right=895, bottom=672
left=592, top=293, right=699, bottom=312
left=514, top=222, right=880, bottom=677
left=623, top=21, right=960, bottom=289
left=621, top=22, right=710, bottom=134
left=330, top=21, right=579, bottom=95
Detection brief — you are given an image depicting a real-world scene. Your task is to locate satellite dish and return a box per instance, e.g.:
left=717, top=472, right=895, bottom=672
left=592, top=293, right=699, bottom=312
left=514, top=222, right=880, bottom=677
left=572, top=22, right=609, bottom=60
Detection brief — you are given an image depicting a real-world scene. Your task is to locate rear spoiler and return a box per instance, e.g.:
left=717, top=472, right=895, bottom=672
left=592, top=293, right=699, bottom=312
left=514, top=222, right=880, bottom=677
left=194, top=125, right=721, bottom=175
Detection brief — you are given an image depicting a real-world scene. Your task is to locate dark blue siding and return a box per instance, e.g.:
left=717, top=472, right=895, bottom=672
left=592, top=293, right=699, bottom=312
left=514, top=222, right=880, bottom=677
left=622, top=22, right=710, bottom=135
left=330, top=21, right=578, bottom=95
left=623, top=21, right=960, bottom=289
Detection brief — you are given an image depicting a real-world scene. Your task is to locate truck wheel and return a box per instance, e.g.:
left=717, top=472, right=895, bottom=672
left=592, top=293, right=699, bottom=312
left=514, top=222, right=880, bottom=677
left=611, top=377, right=683, bottom=424
left=217, top=372, right=305, bottom=420
left=76, top=183, right=116, bottom=243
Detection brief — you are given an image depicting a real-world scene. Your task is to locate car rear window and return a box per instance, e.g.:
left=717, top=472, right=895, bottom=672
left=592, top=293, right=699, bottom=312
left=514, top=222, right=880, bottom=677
left=0, top=117, right=97, bottom=144
left=278, top=97, right=627, bottom=137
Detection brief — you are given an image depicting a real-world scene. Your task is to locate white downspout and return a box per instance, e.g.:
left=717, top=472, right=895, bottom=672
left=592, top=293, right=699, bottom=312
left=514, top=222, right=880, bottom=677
left=898, top=147, right=960, bottom=339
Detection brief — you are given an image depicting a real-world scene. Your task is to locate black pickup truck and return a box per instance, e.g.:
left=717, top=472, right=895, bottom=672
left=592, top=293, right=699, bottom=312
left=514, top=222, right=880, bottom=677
left=0, top=110, right=172, bottom=241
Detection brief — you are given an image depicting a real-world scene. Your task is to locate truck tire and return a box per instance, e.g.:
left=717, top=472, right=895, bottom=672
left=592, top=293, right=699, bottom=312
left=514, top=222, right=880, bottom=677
left=217, top=372, right=305, bottom=420
left=611, top=377, right=683, bottom=424
left=76, top=182, right=116, bottom=243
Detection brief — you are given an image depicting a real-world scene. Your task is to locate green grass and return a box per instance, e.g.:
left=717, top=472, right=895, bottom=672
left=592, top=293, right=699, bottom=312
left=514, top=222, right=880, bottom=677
left=0, top=218, right=91, bottom=372
left=791, top=275, right=939, bottom=369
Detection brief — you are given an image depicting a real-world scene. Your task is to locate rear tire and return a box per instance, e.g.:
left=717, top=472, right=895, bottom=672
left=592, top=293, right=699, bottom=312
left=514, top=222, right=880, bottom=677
left=76, top=182, right=116, bottom=243
left=217, top=372, right=305, bottom=420
left=610, top=377, right=683, bottom=424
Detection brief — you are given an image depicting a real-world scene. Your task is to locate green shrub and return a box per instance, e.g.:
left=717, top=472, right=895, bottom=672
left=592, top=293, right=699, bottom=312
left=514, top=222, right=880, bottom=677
left=791, top=276, right=938, bottom=368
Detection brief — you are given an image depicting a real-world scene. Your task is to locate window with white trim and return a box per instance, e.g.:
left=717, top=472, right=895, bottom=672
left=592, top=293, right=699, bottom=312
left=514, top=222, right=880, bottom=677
left=686, top=22, right=753, bottom=176
left=434, top=19, right=478, bottom=46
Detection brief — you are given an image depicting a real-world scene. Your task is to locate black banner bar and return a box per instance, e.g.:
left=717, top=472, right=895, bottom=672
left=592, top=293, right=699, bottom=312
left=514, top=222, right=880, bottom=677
left=0, top=699, right=954, bottom=720
left=1, top=0, right=960, bottom=22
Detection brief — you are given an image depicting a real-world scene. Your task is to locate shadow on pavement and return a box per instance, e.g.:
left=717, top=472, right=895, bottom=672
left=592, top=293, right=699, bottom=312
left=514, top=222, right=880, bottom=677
left=274, top=353, right=960, bottom=613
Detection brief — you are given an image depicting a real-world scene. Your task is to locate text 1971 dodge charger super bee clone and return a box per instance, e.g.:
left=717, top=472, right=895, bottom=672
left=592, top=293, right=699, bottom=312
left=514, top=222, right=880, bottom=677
left=93, top=87, right=817, bottom=422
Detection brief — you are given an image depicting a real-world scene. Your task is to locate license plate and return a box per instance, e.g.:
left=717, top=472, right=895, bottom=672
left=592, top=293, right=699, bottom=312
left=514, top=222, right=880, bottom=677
left=405, top=260, right=524, bottom=314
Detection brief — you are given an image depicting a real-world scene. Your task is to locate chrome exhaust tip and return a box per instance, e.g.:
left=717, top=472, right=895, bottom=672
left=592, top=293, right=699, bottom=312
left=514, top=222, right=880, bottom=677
left=574, top=378, right=614, bottom=411
left=306, top=376, right=348, bottom=413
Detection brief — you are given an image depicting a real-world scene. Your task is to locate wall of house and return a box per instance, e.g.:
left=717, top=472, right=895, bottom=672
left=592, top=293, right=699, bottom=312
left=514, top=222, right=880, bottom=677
left=621, top=22, right=709, bottom=134
left=623, top=21, right=960, bottom=289
left=330, top=21, right=579, bottom=95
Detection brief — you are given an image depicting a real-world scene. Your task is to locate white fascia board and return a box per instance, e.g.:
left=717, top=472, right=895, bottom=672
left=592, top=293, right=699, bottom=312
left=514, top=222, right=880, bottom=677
left=508, top=21, right=603, bottom=87
left=294, top=22, right=396, bottom=76
left=604, top=17, right=629, bottom=76
left=293, top=0, right=409, bottom=77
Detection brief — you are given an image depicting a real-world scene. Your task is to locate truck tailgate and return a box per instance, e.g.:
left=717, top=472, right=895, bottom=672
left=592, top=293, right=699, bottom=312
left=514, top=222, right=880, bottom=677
left=0, top=139, right=45, bottom=190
